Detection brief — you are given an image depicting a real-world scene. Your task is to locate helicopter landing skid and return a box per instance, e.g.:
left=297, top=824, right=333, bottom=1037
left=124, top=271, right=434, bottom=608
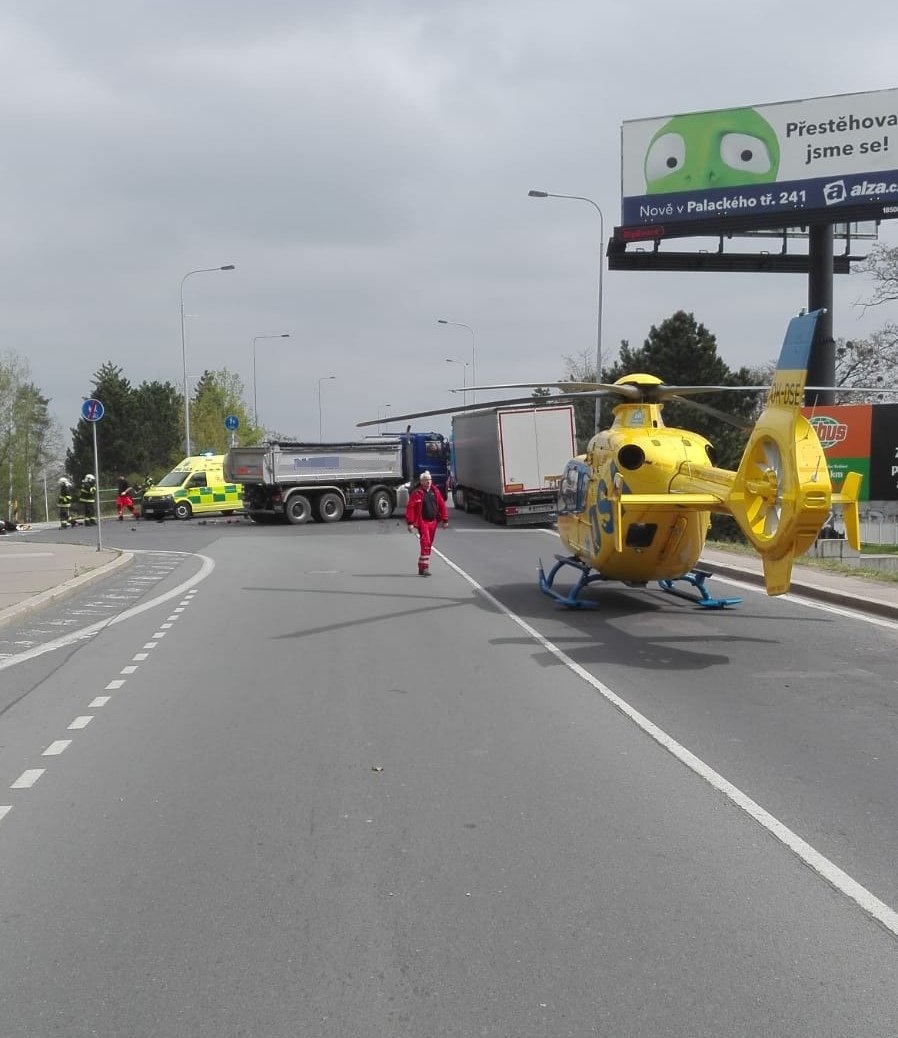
left=538, top=555, right=605, bottom=609
left=657, top=569, right=742, bottom=609
left=539, top=556, right=742, bottom=609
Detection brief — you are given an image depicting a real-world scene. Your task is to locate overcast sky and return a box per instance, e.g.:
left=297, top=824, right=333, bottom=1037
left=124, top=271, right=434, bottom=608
left=4, top=0, right=897, bottom=447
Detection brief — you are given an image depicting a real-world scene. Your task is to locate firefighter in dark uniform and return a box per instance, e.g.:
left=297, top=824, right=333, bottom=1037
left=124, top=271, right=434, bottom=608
left=58, top=477, right=74, bottom=528
left=79, top=473, right=98, bottom=525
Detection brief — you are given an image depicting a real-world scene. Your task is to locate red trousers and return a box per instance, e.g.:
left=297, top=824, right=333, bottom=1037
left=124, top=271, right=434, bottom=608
left=416, top=519, right=438, bottom=573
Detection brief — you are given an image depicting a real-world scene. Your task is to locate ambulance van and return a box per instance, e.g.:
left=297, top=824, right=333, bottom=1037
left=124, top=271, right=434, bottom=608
left=140, top=453, right=243, bottom=520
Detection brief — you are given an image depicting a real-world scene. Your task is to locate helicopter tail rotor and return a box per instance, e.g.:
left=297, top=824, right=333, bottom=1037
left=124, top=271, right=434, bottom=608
left=728, top=310, right=838, bottom=595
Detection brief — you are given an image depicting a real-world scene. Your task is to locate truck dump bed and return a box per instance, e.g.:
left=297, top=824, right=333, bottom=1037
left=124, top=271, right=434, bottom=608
left=224, top=442, right=403, bottom=485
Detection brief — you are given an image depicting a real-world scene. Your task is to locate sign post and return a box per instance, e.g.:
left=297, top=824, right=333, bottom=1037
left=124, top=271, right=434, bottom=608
left=81, top=398, right=104, bottom=551
left=225, top=414, right=239, bottom=447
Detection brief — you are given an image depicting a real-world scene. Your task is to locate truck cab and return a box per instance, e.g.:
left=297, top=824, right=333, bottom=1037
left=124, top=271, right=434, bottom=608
left=398, top=431, right=450, bottom=494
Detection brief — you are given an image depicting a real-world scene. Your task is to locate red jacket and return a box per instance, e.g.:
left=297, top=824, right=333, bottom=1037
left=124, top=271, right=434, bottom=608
left=406, top=484, right=448, bottom=526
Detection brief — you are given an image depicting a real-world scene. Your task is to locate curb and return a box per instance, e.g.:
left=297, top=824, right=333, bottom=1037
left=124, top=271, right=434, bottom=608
left=703, top=558, right=898, bottom=622
left=0, top=550, right=134, bottom=629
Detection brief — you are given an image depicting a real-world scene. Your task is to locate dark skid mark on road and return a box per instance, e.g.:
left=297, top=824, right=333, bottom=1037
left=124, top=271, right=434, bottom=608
left=271, top=596, right=473, bottom=642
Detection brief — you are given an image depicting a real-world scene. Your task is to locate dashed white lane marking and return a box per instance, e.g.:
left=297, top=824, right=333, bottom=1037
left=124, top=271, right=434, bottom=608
left=434, top=546, right=898, bottom=938
left=43, top=740, right=71, bottom=756
left=160, top=623, right=173, bottom=629
left=0, top=569, right=204, bottom=826
left=0, top=552, right=214, bottom=673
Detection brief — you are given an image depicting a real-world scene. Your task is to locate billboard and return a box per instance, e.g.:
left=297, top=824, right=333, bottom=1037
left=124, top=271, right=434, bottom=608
left=802, top=403, right=898, bottom=501
left=621, top=88, right=898, bottom=232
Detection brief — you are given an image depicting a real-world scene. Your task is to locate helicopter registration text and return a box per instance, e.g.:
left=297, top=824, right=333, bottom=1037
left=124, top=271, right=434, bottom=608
left=767, top=377, right=805, bottom=408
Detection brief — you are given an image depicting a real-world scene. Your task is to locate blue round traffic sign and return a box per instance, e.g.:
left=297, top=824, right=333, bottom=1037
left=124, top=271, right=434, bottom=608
left=81, top=398, right=104, bottom=422
left=224, top=414, right=239, bottom=431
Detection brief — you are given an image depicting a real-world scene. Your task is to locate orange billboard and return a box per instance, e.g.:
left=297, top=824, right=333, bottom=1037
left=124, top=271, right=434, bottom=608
left=802, top=403, right=872, bottom=499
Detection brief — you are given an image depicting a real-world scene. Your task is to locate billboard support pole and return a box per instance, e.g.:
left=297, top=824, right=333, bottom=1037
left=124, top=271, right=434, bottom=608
left=807, top=224, right=835, bottom=405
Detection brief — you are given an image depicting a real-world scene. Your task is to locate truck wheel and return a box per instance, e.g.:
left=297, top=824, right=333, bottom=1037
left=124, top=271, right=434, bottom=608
left=368, top=488, right=394, bottom=519
left=285, top=494, right=313, bottom=525
left=317, top=491, right=344, bottom=523
left=174, top=501, right=193, bottom=520
left=453, top=487, right=465, bottom=511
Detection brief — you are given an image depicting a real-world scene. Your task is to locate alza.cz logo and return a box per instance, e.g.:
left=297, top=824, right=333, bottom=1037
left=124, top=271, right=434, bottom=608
left=809, top=415, right=848, bottom=448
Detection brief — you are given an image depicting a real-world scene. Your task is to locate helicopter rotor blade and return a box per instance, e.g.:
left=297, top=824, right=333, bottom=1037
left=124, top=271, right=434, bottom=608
left=356, top=392, right=597, bottom=428
left=466, top=380, right=770, bottom=404
left=665, top=395, right=754, bottom=431
left=462, top=380, right=636, bottom=396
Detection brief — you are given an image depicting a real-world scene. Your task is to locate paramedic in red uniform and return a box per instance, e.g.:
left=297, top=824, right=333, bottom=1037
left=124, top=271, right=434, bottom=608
left=405, top=470, right=448, bottom=576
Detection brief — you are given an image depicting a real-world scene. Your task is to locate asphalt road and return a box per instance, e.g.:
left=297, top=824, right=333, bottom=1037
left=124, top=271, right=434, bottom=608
left=1, top=513, right=897, bottom=1037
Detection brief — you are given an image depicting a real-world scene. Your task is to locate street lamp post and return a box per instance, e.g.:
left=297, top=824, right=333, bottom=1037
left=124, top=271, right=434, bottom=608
left=437, top=320, right=476, bottom=403
left=444, top=358, right=469, bottom=408
left=252, top=333, right=290, bottom=427
left=180, top=264, right=236, bottom=456
left=528, top=189, right=605, bottom=433
left=318, top=376, right=336, bottom=442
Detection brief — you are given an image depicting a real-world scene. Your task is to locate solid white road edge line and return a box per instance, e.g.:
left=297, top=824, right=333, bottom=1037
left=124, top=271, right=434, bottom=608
left=434, top=545, right=898, bottom=938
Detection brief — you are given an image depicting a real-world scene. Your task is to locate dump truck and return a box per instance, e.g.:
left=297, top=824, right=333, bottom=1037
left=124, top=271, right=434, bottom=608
left=223, top=433, right=450, bottom=525
left=450, top=405, right=576, bottom=525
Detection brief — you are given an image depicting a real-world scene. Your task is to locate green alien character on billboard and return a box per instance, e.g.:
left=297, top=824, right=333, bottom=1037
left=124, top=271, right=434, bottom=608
left=644, top=107, right=780, bottom=194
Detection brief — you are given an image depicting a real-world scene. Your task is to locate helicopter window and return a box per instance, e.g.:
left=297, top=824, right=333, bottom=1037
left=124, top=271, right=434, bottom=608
left=625, top=523, right=657, bottom=549
left=558, top=462, right=589, bottom=515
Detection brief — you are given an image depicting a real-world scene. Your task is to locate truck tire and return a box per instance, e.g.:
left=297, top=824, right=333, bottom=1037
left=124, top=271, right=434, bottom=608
left=174, top=501, right=193, bottom=520
left=453, top=487, right=466, bottom=512
left=317, top=491, right=345, bottom=523
left=285, top=494, right=313, bottom=525
left=368, top=488, right=394, bottom=519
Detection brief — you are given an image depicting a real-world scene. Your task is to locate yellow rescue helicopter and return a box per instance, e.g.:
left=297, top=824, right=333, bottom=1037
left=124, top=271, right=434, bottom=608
left=359, top=309, right=863, bottom=609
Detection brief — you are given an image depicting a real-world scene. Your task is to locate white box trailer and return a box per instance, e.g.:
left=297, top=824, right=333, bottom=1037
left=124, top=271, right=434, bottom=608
left=450, top=405, right=576, bottom=525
